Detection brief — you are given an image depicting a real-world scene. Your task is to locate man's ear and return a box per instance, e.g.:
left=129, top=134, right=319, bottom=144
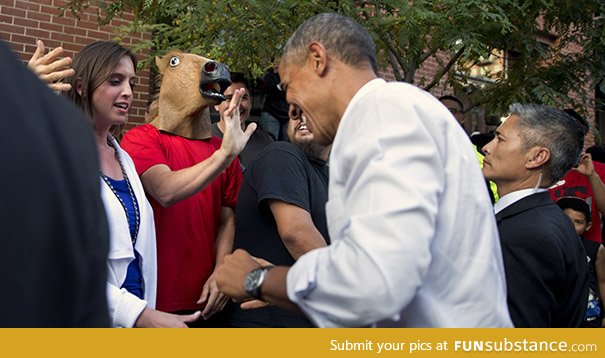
left=586, top=222, right=593, bottom=232
left=308, top=42, right=327, bottom=76
left=526, top=147, right=550, bottom=169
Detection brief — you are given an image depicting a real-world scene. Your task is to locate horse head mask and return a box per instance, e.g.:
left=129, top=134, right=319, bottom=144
left=148, top=50, right=231, bottom=139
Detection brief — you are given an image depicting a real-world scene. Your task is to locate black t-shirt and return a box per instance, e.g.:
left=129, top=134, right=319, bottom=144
left=0, top=40, right=110, bottom=327
left=211, top=123, right=274, bottom=171
left=229, top=141, right=329, bottom=327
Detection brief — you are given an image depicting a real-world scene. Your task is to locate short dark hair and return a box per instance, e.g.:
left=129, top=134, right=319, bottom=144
left=557, top=196, right=591, bottom=223
left=485, top=114, right=502, bottom=126
left=230, top=72, right=250, bottom=92
left=282, top=13, right=377, bottom=73
left=438, top=95, right=464, bottom=111
left=563, top=109, right=589, bottom=135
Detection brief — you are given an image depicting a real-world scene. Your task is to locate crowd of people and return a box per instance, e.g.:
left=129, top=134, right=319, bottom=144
left=2, top=12, right=603, bottom=328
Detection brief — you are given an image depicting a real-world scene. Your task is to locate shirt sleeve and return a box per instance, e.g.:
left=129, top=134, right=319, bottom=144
left=222, top=155, right=243, bottom=208
left=249, top=144, right=311, bottom=212
left=286, top=90, right=443, bottom=327
left=107, top=283, right=147, bottom=328
left=594, top=161, right=605, bottom=178
left=121, top=125, right=169, bottom=176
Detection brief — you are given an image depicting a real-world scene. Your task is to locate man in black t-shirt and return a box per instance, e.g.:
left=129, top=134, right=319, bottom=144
left=228, top=107, right=330, bottom=327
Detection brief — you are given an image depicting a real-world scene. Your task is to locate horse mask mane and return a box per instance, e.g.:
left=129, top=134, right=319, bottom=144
left=148, top=50, right=231, bottom=140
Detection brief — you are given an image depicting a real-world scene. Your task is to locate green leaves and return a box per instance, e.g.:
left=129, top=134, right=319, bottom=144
left=64, top=0, right=604, bottom=116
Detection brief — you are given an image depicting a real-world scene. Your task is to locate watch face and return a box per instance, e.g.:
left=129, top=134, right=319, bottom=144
left=244, top=268, right=263, bottom=295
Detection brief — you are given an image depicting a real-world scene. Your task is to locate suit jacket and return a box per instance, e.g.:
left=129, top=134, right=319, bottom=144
left=0, top=40, right=110, bottom=327
left=496, top=191, right=587, bottom=327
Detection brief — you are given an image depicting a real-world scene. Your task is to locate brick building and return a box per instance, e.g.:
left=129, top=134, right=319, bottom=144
left=1, top=0, right=151, bottom=128
left=1, top=0, right=601, bottom=144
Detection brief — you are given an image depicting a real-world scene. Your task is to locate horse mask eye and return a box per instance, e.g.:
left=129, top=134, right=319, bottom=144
left=169, top=56, right=180, bottom=67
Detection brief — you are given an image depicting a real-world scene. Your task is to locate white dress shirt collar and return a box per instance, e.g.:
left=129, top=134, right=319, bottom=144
left=494, top=188, right=548, bottom=214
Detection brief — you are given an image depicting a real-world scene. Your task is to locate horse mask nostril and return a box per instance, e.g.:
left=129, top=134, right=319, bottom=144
left=204, top=61, right=217, bottom=73
left=199, top=61, right=231, bottom=102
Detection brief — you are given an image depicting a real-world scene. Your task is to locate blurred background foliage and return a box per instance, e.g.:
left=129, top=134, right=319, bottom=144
left=64, top=0, right=605, bottom=114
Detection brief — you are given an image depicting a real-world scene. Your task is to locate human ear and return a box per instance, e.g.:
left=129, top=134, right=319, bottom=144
left=526, top=147, right=550, bottom=169
left=308, top=42, right=327, bottom=76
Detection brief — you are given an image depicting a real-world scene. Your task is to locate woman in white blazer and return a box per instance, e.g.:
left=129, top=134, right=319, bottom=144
left=29, top=40, right=200, bottom=327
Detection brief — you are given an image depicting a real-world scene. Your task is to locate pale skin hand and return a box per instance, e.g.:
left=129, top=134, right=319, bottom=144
left=574, top=152, right=596, bottom=177
left=196, top=206, right=235, bottom=319
left=134, top=307, right=201, bottom=328
left=197, top=269, right=230, bottom=319
left=140, top=87, right=256, bottom=207
left=219, top=87, right=257, bottom=158
left=27, top=40, right=74, bottom=92
left=574, top=153, right=605, bottom=217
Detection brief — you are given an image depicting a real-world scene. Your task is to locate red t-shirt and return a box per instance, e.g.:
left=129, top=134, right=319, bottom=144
left=549, top=161, right=605, bottom=243
left=121, top=124, right=242, bottom=311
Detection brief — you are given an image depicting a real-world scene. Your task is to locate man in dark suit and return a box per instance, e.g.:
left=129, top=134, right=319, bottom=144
left=0, top=40, right=110, bottom=327
left=482, top=103, right=588, bottom=327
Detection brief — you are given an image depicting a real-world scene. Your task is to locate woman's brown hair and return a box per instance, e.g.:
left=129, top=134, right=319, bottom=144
left=66, top=41, right=137, bottom=124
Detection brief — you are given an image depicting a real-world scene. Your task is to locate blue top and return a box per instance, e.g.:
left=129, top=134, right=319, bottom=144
left=105, top=176, right=143, bottom=299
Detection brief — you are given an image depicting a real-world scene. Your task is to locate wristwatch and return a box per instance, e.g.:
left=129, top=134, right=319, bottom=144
left=244, top=266, right=273, bottom=299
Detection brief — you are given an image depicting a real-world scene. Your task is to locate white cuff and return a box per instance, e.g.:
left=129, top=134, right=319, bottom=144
left=112, top=289, right=148, bottom=328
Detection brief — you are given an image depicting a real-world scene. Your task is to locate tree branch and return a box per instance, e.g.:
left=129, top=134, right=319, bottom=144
left=382, top=32, right=412, bottom=83
left=388, top=51, right=403, bottom=81
left=418, top=46, right=438, bottom=66
left=423, top=45, right=465, bottom=91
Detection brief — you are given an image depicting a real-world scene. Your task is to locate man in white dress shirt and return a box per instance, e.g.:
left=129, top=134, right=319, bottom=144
left=215, top=12, right=512, bottom=327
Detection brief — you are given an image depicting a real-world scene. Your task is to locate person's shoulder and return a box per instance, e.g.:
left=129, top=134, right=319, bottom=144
left=121, top=124, right=161, bottom=148
left=251, top=141, right=303, bottom=166
left=276, top=141, right=303, bottom=152
left=382, top=80, right=424, bottom=96
left=500, top=197, right=556, bottom=226
left=501, top=204, right=574, bottom=245
left=368, top=80, right=440, bottom=109
left=535, top=204, right=579, bottom=242
left=124, top=123, right=158, bottom=137
left=251, top=127, right=274, bottom=142
left=261, top=141, right=300, bottom=156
